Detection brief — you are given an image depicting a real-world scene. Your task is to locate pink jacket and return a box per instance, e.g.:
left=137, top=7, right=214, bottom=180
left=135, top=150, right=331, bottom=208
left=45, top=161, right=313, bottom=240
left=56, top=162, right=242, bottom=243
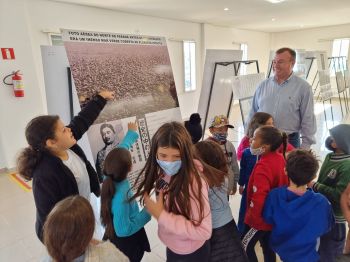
left=157, top=160, right=212, bottom=255
left=237, top=136, right=250, bottom=161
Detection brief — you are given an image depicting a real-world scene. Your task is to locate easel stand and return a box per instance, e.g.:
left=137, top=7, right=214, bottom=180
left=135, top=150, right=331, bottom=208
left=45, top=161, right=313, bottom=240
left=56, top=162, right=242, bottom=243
left=202, top=60, right=259, bottom=136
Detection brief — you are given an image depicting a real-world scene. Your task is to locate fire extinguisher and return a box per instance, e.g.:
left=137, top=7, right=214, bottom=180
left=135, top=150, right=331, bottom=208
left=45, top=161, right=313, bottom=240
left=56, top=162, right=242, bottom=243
left=2, top=70, right=24, bottom=97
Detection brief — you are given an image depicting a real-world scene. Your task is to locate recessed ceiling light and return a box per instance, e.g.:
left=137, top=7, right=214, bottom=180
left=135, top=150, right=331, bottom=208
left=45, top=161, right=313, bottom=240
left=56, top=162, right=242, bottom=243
left=265, top=0, right=286, bottom=4
left=224, top=7, right=229, bottom=11
left=271, top=18, right=276, bottom=22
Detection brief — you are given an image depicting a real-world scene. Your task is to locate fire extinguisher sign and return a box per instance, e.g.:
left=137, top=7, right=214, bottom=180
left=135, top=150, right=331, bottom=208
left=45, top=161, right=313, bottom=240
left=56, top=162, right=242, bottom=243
left=1, top=48, right=15, bottom=60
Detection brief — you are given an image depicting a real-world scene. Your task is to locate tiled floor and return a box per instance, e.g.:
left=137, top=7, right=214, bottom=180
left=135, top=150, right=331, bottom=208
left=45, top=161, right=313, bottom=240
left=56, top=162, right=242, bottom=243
left=0, top=100, right=349, bottom=261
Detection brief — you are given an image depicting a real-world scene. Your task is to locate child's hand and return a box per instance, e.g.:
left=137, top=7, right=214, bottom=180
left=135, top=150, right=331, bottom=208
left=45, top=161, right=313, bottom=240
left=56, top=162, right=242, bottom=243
left=98, top=90, right=115, bottom=100
left=239, top=186, right=244, bottom=195
left=90, top=239, right=101, bottom=245
left=128, top=122, right=138, bottom=132
left=144, top=191, right=164, bottom=220
left=229, top=184, right=237, bottom=195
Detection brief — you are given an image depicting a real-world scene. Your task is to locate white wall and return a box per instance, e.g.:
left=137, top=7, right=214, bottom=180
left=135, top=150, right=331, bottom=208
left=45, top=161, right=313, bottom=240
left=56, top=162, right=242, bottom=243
left=271, top=24, right=350, bottom=94
left=271, top=24, right=350, bottom=56
left=0, top=0, right=273, bottom=169
left=0, top=0, right=204, bottom=169
left=203, top=24, right=272, bottom=75
left=27, top=0, right=204, bottom=120
left=0, top=0, right=45, bottom=170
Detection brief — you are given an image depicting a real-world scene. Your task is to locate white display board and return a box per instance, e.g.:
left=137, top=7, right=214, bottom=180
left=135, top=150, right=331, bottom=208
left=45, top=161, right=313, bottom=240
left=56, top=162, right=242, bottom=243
left=335, top=71, right=346, bottom=93
left=197, top=49, right=242, bottom=130
left=61, top=29, right=182, bottom=187
left=344, top=69, right=350, bottom=89
left=231, top=73, right=265, bottom=100
left=40, top=46, right=95, bottom=165
left=231, top=73, right=265, bottom=125
left=295, top=49, right=307, bottom=79
left=315, top=51, right=328, bottom=71
left=318, top=70, right=333, bottom=101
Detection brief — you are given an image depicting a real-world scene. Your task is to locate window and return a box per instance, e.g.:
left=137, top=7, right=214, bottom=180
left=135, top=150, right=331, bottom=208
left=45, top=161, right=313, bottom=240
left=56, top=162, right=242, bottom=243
left=331, top=38, right=349, bottom=75
left=240, top=43, right=248, bottom=75
left=48, top=33, right=64, bottom=46
left=183, top=41, right=196, bottom=91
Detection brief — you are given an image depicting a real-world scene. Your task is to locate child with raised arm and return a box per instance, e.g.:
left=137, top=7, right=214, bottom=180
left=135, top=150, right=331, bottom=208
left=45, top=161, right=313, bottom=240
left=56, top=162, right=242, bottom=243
left=100, top=122, right=151, bottom=262
left=17, top=90, right=114, bottom=242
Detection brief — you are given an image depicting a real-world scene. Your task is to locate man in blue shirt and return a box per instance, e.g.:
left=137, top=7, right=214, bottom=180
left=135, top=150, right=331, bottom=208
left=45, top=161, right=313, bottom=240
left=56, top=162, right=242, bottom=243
left=248, top=47, right=316, bottom=148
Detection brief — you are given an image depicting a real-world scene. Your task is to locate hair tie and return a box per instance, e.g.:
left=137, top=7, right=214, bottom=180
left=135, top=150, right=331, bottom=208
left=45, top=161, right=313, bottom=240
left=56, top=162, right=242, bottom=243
left=30, top=145, right=40, bottom=152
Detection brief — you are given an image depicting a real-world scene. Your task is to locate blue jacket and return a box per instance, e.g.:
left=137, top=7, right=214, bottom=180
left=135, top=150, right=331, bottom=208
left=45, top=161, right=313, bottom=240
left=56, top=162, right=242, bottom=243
left=239, top=148, right=259, bottom=187
left=112, top=179, right=151, bottom=237
left=111, top=130, right=151, bottom=237
left=263, top=187, right=334, bottom=262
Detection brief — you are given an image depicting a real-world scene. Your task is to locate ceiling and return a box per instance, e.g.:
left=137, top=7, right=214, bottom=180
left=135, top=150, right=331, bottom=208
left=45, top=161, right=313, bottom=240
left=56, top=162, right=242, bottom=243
left=52, top=0, right=350, bottom=33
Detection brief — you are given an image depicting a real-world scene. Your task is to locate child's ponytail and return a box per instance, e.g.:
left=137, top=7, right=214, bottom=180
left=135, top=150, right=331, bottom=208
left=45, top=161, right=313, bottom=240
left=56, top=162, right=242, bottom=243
left=100, top=147, right=132, bottom=240
left=281, top=132, right=288, bottom=159
left=17, top=147, right=43, bottom=180
left=17, top=115, right=59, bottom=180
left=100, top=176, right=116, bottom=240
left=258, top=126, right=287, bottom=155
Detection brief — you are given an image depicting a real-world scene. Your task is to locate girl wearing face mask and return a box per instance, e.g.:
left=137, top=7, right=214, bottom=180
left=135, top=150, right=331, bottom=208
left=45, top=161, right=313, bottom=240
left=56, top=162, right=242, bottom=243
left=207, top=115, right=240, bottom=196
left=241, top=126, right=289, bottom=262
left=131, top=122, right=215, bottom=262
left=237, top=112, right=294, bottom=235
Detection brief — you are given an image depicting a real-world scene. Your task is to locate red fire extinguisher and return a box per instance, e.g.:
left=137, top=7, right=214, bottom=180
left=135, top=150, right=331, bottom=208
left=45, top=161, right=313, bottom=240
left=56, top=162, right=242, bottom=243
left=2, top=70, right=24, bottom=97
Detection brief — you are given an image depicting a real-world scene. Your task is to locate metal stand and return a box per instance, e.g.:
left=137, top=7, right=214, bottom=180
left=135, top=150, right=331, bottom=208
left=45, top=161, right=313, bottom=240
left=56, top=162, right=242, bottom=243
left=338, top=56, right=350, bottom=114
left=202, top=60, right=259, bottom=137
left=67, top=67, right=74, bottom=121
left=323, top=98, right=335, bottom=129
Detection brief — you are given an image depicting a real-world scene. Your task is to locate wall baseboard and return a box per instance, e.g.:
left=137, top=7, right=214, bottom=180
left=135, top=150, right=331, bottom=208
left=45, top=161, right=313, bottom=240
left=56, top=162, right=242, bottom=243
left=0, top=168, right=8, bottom=174
left=0, top=167, right=16, bottom=175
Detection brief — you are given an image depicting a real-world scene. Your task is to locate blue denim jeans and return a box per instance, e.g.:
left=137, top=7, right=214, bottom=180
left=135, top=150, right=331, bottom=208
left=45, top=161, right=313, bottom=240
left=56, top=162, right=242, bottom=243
left=237, top=188, right=247, bottom=235
left=288, top=132, right=301, bottom=148
left=319, top=222, right=346, bottom=262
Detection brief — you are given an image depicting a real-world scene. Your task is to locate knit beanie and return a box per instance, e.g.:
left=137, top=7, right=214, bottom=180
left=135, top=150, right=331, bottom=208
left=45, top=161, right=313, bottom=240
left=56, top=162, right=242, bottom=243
left=189, top=113, right=201, bottom=125
left=329, top=124, right=350, bottom=154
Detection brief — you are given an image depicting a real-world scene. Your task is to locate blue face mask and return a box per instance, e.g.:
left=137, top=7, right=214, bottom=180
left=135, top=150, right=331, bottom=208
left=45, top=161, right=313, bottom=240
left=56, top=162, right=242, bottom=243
left=213, top=132, right=228, bottom=143
left=156, top=159, right=182, bottom=176
left=250, top=146, right=265, bottom=156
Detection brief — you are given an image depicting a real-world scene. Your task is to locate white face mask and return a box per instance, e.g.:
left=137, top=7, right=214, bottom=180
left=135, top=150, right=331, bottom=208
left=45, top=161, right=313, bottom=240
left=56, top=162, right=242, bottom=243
left=250, top=146, right=265, bottom=156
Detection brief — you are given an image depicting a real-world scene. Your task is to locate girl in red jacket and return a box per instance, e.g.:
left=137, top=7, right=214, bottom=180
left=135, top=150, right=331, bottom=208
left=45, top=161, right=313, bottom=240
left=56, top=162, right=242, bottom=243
left=241, top=126, right=289, bottom=262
